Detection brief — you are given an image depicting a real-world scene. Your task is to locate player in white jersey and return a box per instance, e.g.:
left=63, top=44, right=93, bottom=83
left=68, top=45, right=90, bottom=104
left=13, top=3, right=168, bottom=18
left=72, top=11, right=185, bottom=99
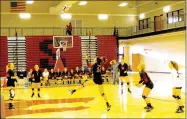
left=169, top=61, right=184, bottom=113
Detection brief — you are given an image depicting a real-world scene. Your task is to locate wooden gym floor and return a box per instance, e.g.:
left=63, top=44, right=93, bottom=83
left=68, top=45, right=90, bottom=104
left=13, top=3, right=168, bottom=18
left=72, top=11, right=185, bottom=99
left=1, top=73, right=186, bottom=118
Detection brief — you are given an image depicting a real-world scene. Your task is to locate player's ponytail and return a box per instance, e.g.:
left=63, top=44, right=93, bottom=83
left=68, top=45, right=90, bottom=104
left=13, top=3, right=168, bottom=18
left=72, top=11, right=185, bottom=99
left=170, top=61, right=179, bottom=77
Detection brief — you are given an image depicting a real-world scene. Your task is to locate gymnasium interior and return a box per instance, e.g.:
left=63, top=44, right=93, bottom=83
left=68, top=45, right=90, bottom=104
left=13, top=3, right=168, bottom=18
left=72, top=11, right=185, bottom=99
left=0, top=1, right=186, bottom=118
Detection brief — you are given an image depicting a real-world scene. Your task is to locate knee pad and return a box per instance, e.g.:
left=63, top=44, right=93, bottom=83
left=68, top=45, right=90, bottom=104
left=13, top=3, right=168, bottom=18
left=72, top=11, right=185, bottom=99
left=38, top=88, right=40, bottom=91
left=101, top=93, right=105, bottom=97
left=32, top=88, right=34, bottom=91
left=176, top=96, right=181, bottom=100
left=172, top=95, right=177, bottom=98
left=9, top=89, right=15, bottom=99
left=127, top=82, right=130, bottom=85
left=121, top=82, right=123, bottom=85
left=142, top=95, right=147, bottom=99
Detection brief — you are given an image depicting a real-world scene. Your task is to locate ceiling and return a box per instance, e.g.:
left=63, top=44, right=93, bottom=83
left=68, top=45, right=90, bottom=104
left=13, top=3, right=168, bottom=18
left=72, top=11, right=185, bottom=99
left=0, top=1, right=150, bottom=16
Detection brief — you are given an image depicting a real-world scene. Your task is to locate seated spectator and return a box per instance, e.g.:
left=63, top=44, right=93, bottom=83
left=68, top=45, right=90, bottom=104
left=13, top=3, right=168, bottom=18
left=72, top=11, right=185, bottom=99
left=42, top=68, right=49, bottom=86
left=62, top=68, right=70, bottom=84
left=69, top=69, right=75, bottom=84
left=74, top=67, right=81, bottom=84
left=49, top=69, right=56, bottom=84
left=55, top=68, right=62, bottom=85
left=27, top=69, right=33, bottom=85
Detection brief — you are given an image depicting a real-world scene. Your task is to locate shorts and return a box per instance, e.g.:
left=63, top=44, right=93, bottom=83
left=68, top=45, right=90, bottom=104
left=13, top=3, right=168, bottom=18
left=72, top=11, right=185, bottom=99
left=145, top=83, right=154, bottom=89
left=175, top=87, right=182, bottom=89
left=32, top=83, right=41, bottom=88
left=7, top=81, right=15, bottom=87
left=93, top=78, right=103, bottom=85
left=120, top=73, right=128, bottom=77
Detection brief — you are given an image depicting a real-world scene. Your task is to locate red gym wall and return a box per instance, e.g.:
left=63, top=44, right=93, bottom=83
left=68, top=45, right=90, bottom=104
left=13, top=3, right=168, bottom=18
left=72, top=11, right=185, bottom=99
left=0, top=36, right=8, bottom=77
left=97, top=35, right=117, bottom=68
left=26, top=36, right=82, bottom=71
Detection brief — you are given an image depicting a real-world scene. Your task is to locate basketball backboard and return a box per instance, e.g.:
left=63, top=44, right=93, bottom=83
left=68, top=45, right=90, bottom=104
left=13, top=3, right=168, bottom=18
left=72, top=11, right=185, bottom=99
left=53, top=36, right=73, bottom=49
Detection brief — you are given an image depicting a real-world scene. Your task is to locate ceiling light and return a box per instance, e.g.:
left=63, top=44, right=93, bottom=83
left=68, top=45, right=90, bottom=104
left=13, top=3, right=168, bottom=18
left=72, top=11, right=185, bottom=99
left=79, top=1, right=87, bottom=6
left=60, top=13, right=72, bottom=19
left=26, top=0, right=34, bottom=4
left=19, top=13, right=31, bottom=19
left=119, top=2, right=128, bottom=7
left=139, top=13, right=145, bottom=19
left=163, top=6, right=170, bottom=13
left=98, top=14, right=108, bottom=20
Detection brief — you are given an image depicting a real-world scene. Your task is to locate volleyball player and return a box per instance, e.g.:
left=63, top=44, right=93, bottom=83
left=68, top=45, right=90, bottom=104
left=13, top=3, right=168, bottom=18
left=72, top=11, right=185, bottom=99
left=169, top=61, right=184, bottom=113
left=6, top=63, right=18, bottom=109
left=68, top=57, right=111, bottom=111
left=118, top=60, right=131, bottom=94
left=31, top=65, right=42, bottom=98
left=136, top=64, right=154, bottom=112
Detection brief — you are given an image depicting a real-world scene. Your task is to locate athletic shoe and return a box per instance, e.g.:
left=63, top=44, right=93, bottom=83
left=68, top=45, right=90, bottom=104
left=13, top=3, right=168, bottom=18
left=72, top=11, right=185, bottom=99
left=146, top=106, right=154, bottom=112
left=31, top=93, right=34, bottom=98
left=144, top=106, right=149, bottom=109
left=176, top=109, right=184, bottom=113
left=128, top=89, right=131, bottom=93
left=107, top=104, right=111, bottom=111
left=69, top=89, right=76, bottom=95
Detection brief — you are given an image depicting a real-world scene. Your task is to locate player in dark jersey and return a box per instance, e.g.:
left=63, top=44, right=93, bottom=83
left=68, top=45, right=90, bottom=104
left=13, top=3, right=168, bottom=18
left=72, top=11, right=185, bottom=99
left=62, top=67, right=70, bottom=84
left=31, top=65, right=42, bottom=98
left=136, top=64, right=154, bottom=112
left=118, top=60, right=131, bottom=94
left=69, top=69, right=75, bottom=84
left=6, top=63, right=18, bottom=109
left=68, top=57, right=111, bottom=111
left=56, top=68, right=62, bottom=84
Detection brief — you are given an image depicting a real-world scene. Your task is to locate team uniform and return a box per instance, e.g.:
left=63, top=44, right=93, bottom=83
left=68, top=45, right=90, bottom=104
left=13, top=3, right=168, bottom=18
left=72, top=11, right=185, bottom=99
left=80, top=70, right=87, bottom=81
left=138, top=71, right=154, bottom=112
left=101, top=69, right=109, bottom=83
left=56, top=71, right=62, bottom=84
left=69, top=71, right=75, bottom=84
left=92, top=63, right=103, bottom=85
left=42, top=71, right=49, bottom=86
left=87, top=69, right=93, bottom=79
left=118, top=63, right=131, bottom=93
left=62, top=71, right=70, bottom=84
left=31, top=70, right=42, bottom=97
left=171, top=69, right=184, bottom=113
left=74, top=70, right=81, bottom=84
left=49, top=70, right=56, bottom=84
left=27, top=71, right=33, bottom=85
left=7, top=69, right=17, bottom=109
